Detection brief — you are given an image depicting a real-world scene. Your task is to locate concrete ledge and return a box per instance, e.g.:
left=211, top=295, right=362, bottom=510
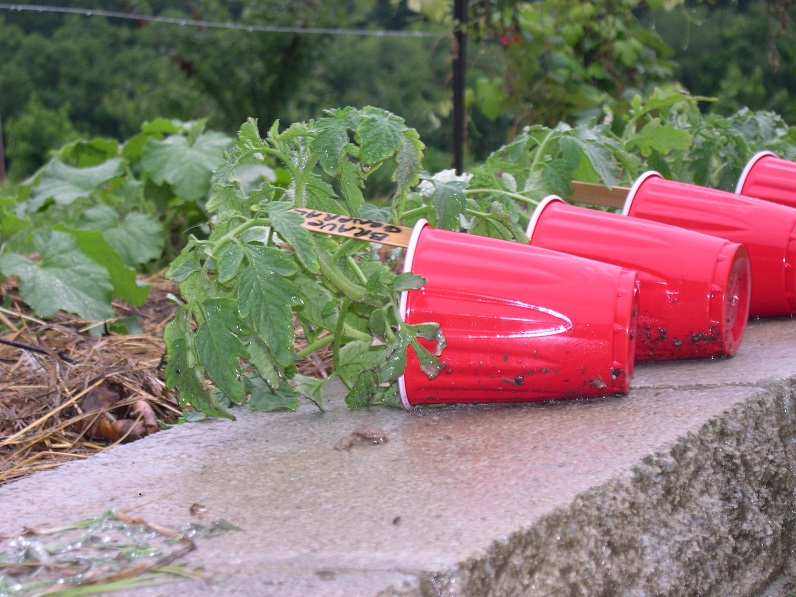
left=1, top=319, right=796, bottom=595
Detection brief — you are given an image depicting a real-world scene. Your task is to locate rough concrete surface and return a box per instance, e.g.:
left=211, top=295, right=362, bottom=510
left=2, top=319, right=796, bottom=596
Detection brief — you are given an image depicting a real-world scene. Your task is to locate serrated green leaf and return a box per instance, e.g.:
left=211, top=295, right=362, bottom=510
left=430, top=180, right=467, bottom=230
left=304, top=175, right=346, bottom=214
left=167, top=248, right=200, bottom=283
left=313, top=115, right=351, bottom=176
left=238, top=246, right=302, bottom=367
left=269, top=208, right=320, bottom=274
left=0, top=229, right=114, bottom=320
left=141, top=132, right=232, bottom=201
left=346, top=369, right=378, bottom=408
left=292, top=374, right=327, bottom=410
left=356, top=108, right=405, bottom=165
left=393, top=131, right=425, bottom=195
left=55, top=224, right=150, bottom=306
left=628, top=120, right=692, bottom=157
left=216, top=244, right=245, bottom=283
left=392, top=272, right=425, bottom=292
left=29, top=158, right=125, bottom=210
left=337, top=340, right=387, bottom=385
left=339, top=160, right=365, bottom=216
left=241, top=334, right=283, bottom=389
left=294, top=272, right=338, bottom=329
left=164, top=312, right=234, bottom=420
left=568, top=127, right=622, bottom=185
left=248, top=377, right=300, bottom=412
left=77, top=206, right=165, bottom=267
left=195, top=298, right=249, bottom=404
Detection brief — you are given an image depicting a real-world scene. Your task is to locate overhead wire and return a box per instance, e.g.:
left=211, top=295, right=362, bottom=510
left=0, top=3, right=444, bottom=38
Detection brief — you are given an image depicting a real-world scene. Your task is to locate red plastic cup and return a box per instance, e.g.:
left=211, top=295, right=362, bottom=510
left=397, top=220, right=639, bottom=408
left=624, top=171, right=796, bottom=318
left=737, top=151, right=796, bottom=209
left=526, top=197, right=751, bottom=361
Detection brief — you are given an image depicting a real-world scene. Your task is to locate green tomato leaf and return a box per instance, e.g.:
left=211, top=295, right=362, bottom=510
left=336, top=340, right=387, bottom=385
left=195, top=298, right=249, bottom=404
left=392, top=272, right=426, bottom=293
left=268, top=206, right=320, bottom=274
left=627, top=119, right=692, bottom=158
left=55, top=224, right=150, bottom=306
left=304, top=175, right=346, bottom=214
left=429, top=180, right=467, bottom=230
left=0, top=229, right=114, bottom=320
left=77, top=205, right=165, bottom=267
left=292, top=374, right=327, bottom=410
left=164, top=311, right=234, bottom=420
left=394, top=130, right=425, bottom=195
left=356, top=107, right=405, bottom=165
left=141, top=131, right=232, bottom=201
left=339, top=160, right=366, bottom=217
left=238, top=246, right=302, bottom=367
left=294, top=272, right=338, bottom=330
left=216, top=244, right=245, bottom=283
left=313, top=111, right=354, bottom=176
left=29, top=158, right=124, bottom=210
left=248, top=377, right=300, bottom=412
left=241, top=334, right=283, bottom=390
left=346, top=369, right=378, bottom=408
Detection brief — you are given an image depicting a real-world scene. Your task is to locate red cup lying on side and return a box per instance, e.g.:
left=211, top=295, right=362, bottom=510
left=737, top=151, right=796, bottom=209
left=526, top=197, right=751, bottom=361
left=623, top=171, right=796, bottom=318
left=398, top=220, right=639, bottom=408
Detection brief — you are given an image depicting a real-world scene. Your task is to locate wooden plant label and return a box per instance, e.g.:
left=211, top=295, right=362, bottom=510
left=570, top=181, right=630, bottom=209
left=290, top=208, right=412, bottom=248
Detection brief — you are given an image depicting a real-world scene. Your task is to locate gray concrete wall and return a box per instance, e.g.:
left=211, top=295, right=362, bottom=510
left=1, top=319, right=795, bottom=595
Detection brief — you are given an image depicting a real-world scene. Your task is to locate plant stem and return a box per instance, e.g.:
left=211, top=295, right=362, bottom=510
left=400, top=205, right=433, bottom=220
left=317, top=250, right=368, bottom=303
left=333, top=298, right=352, bottom=390
left=464, top=188, right=539, bottom=207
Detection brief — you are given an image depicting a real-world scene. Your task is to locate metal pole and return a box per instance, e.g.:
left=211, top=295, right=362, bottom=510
left=452, top=0, right=466, bottom=174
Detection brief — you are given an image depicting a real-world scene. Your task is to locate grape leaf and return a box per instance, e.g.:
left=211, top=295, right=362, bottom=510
left=0, top=229, right=114, bottom=320
left=141, top=131, right=232, bottom=201
left=29, top=158, right=124, bottom=210
left=55, top=224, right=150, bottom=306
left=77, top=205, right=165, bottom=267
left=195, top=298, right=249, bottom=404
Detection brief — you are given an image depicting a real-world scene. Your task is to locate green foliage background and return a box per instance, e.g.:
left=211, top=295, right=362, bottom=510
left=2, top=0, right=795, bottom=179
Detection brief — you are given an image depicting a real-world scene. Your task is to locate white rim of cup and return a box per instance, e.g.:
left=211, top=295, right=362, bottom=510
left=621, top=171, right=663, bottom=216
left=397, top=218, right=429, bottom=410
left=525, top=195, right=564, bottom=240
left=736, top=150, right=777, bottom=195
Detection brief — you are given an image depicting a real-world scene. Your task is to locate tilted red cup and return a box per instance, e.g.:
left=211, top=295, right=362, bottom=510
left=737, top=151, right=796, bottom=209
left=526, top=197, right=751, bottom=361
left=624, top=171, right=796, bottom=318
left=397, top=220, right=639, bottom=408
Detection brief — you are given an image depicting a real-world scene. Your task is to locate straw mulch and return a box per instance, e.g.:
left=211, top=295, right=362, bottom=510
left=0, top=273, right=334, bottom=487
